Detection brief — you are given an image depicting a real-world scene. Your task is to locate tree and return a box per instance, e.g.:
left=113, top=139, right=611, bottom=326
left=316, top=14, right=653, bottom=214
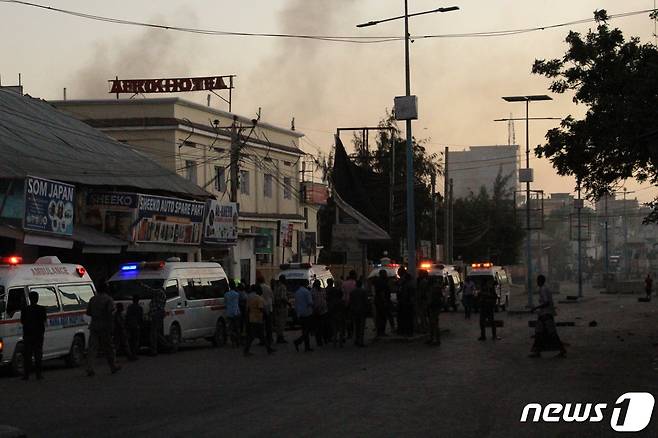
left=451, top=171, right=525, bottom=266
left=532, top=10, right=658, bottom=222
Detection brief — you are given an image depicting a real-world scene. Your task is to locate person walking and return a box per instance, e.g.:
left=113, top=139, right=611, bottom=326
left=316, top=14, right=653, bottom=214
left=478, top=279, right=499, bottom=341
left=86, top=285, right=120, bottom=376
left=273, top=275, right=289, bottom=344
left=113, top=302, right=136, bottom=361
left=427, top=276, right=443, bottom=346
left=237, top=282, right=248, bottom=339
left=257, top=273, right=274, bottom=345
left=374, top=270, right=391, bottom=337
left=326, top=278, right=345, bottom=347
left=462, top=277, right=475, bottom=319
left=243, top=285, right=275, bottom=356
left=125, top=294, right=143, bottom=359
left=20, top=291, right=47, bottom=380
left=311, top=280, right=330, bottom=346
left=224, top=280, right=241, bottom=347
left=350, top=280, right=369, bottom=347
left=645, top=274, right=653, bottom=300
left=293, top=280, right=314, bottom=352
left=529, top=275, right=567, bottom=358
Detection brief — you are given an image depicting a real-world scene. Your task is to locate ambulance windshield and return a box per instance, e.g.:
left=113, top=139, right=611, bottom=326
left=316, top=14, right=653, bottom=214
left=108, top=279, right=165, bottom=301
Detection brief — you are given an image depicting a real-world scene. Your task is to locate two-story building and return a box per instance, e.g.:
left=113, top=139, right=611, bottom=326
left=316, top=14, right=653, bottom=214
left=54, top=98, right=320, bottom=283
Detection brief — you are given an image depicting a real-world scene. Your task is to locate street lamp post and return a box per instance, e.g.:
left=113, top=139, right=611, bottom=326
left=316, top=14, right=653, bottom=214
left=357, top=2, right=459, bottom=277
left=501, top=95, right=552, bottom=308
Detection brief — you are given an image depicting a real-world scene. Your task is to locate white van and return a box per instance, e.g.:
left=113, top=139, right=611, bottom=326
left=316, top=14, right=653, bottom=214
left=107, top=260, right=229, bottom=352
left=0, top=256, right=94, bottom=375
left=466, top=263, right=511, bottom=311
left=278, top=263, right=334, bottom=291
left=420, top=263, right=463, bottom=311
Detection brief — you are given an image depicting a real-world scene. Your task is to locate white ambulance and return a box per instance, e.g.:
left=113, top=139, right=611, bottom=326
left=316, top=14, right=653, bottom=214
left=0, top=256, right=94, bottom=375
left=107, top=259, right=229, bottom=352
left=465, top=262, right=511, bottom=311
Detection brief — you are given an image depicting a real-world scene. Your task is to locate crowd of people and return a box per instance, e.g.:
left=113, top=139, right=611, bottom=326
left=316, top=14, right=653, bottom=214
left=18, top=267, right=573, bottom=380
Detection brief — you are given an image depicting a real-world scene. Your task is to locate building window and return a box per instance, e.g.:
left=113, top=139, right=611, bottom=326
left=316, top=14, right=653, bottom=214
left=214, top=166, right=226, bottom=192
left=264, top=174, right=273, bottom=198
left=240, top=170, right=250, bottom=195
left=284, top=177, right=292, bottom=200
left=185, top=160, right=197, bottom=183
left=283, top=161, right=292, bottom=167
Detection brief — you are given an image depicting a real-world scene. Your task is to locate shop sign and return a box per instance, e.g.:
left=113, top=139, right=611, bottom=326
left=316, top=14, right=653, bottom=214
left=24, top=176, right=75, bottom=236
left=133, top=195, right=205, bottom=244
left=254, top=227, right=274, bottom=254
left=204, top=200, right=238, bottom=245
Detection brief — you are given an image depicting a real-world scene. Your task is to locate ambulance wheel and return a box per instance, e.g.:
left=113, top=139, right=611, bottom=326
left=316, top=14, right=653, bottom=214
left=212, top=319, right=227, bottom=347
left=65, top=335, right=84, bottom=368
left=168, top=323, right=181, bottom=353
left=11, top=343, right=25, bottom=377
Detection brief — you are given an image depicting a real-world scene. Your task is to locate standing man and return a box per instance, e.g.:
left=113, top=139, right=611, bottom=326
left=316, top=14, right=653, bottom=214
left=341, top=271, right=357, bottom=339
left=529, top=275, right=567, bottom=358
left=427, top=277, right=443, bottom=346
left=224, top=280, right=241, bottom=347
left=125, top=294, right=143, bottom=359
left=416, top=269, right=430, bottom=333
left=397, top=269, right=415, bottom=337
left=374, top=270, right=391, bottom=337
left=293, top=280, right=314, bottom=352
left=645, top=274, right=653, bottom=300
left=257, top=273, right=274, bottom=345
left=350, top=280, right=369, bottom=347
left=86, top=285, right=120, bottom=376
left=478, top=279, right=499, bottom=341
left=243, top=285, right=275, bottom=356
left=113, top=302, right=136, bottom=361
left=311, top=279, right=329, bottom=346
left=326, top=278, right=345, bottom=346
left=147, top=283, right=168, bottom=355
left=462, top=277, right=475, bottom=319
left=20, top=291, right=47, bottom=380
left=273, top=275, right=289, bottom=344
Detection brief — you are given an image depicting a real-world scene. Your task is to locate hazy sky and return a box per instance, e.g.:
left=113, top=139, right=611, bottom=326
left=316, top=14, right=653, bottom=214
left=1, top=0, right=657, bottom=204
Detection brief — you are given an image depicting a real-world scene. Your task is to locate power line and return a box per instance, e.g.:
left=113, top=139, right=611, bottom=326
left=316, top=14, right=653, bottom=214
left=1, top=1, right=655, bottom=43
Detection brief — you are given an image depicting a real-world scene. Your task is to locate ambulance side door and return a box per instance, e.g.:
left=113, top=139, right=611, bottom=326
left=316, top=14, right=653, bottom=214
left=28, top=286, right=62, bottom=357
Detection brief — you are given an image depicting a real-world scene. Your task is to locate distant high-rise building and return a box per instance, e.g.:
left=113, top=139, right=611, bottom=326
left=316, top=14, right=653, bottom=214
left=448, top=145, right=519, bottom=199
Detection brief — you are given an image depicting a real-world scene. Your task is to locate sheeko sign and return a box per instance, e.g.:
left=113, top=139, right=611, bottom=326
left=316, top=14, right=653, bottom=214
left=24, top=176, right=75, bottom=236
left=109, top=75, right=233, bottom=94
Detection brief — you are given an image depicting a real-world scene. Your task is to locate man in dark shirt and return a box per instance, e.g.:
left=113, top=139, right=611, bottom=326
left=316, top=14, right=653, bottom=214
left=20, top=291, right=47, bottom=380
left=326, top=278, right=345, bottom=346
left=350, top=280, right=369, bottom=347
left=374, top=270, right=392, bottom=337
left=125, top=295, right=143, bottom=359
left=86, top=285, right=120, bottom=376
left=478, top=279, right=500, bottom=341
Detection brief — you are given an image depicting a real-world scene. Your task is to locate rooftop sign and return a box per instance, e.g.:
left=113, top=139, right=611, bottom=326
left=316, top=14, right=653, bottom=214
left=108, top=75, right=234, bottom=94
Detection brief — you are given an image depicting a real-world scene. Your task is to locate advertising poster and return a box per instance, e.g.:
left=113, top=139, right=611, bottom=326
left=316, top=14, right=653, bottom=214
left=133, top=194, right=205, bottom=245
left=84, top=191, right=138, bottom=239
left=254, top=227, right=274, bottom=254
left=23, top=176, right=75, bottom=236
left=278, top=220, right=294, bottom=248
left=204, top=200, right=239, bottom=245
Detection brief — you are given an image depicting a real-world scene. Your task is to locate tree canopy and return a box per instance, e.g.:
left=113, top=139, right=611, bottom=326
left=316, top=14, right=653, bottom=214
left=532, top=10, right=658, bottom=222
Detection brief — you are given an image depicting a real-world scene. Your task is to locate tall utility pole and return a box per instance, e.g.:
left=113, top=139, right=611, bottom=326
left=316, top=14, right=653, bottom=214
left=576, top=183, right=583, bottom=299
left=502, top=94, right=552, bottom=308
left=357, top=3, right=459, bottom=277
left=449, top=178, right=454, bottom=263
left=604, top=194, right=609, bottom=287
left=444, top=146, right=449, bottom=263
left=623, top=187, right=628, bottom=278
left=229, top=116, right=239, bottom=203
left=431, top=172, right=437, bottom=261
left=390, top=134, right=396, bottom=234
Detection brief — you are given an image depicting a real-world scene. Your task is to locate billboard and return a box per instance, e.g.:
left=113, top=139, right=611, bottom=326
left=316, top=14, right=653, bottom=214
left=133, top=195, right=205, bottom=244
left=278, top=220, right=294, bottom=248
left=254, top=227, right=274, bottom=254
left=204, top=200, right=238, bottom=245
left=24, top=176, right=75, bottom=236
left=109, top=75, right=234, bottom=94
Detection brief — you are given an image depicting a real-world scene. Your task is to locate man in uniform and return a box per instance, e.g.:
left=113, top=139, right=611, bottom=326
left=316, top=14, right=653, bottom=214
left=20, top=291, right=47, bottom=380
left=273, top=275, right=289, bottom=344
left=86, top=285, right=120, bottom=376
left=125, top=294, right=143, bottom=359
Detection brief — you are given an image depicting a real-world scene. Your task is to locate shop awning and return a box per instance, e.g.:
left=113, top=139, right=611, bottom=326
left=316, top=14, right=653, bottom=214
left=73, top=225, right=127, bottom=254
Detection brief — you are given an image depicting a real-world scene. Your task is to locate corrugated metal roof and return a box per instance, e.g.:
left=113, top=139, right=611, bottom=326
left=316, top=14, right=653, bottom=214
left=0, top=89, right=211, bottom=199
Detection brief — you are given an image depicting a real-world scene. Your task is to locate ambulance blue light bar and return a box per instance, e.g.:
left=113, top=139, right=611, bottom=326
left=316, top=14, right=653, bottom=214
left=120, top=263, right=139, bottom=272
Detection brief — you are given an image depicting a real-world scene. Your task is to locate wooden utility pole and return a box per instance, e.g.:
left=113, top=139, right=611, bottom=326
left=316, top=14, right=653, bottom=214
left=229, top=116, right=239, bottom=203
left=431, top=171, right=437, bottom=261
left=443, top=147, right=449, bottom=262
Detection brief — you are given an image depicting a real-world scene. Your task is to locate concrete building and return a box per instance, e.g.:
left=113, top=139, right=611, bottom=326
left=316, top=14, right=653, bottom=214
left=448, top=145, right=519, bottom=199
left=54, top=98, right=325, bottom=283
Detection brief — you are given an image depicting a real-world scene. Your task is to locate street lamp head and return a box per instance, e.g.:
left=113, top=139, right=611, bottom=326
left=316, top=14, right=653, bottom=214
left=438, top=6, right=460, bottom=12
left=356, top=21, right=378, bottom=28
left=502, top=95, right=552, bottom=102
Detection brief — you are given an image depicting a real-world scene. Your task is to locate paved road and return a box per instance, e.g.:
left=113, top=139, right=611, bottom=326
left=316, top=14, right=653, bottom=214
left=3, top=287, right=658, bottom=437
